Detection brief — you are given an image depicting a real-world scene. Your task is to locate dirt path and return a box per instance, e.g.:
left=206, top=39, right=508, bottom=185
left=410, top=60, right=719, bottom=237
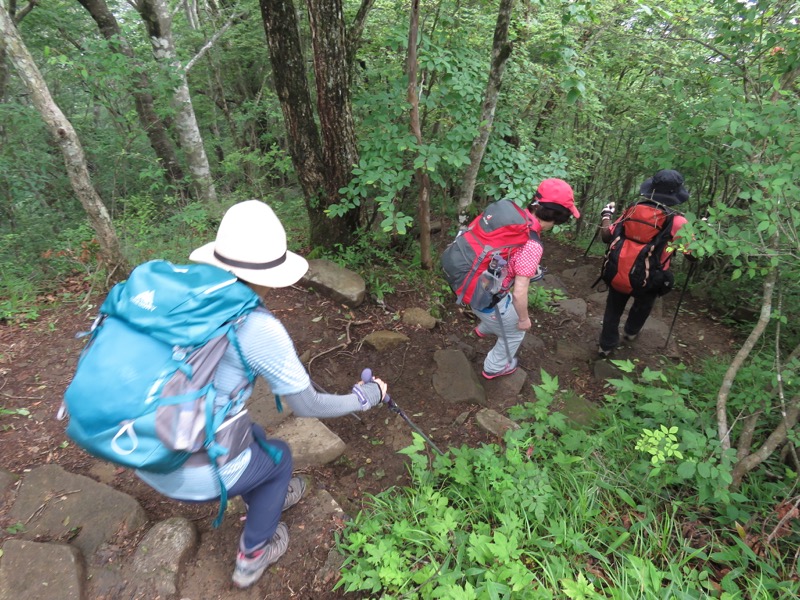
left=0, top=238, right=739, bottom=598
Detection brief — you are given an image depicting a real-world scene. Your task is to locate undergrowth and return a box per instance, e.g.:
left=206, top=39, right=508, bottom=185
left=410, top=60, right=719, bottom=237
left=336, top=367, right=799, bottom=599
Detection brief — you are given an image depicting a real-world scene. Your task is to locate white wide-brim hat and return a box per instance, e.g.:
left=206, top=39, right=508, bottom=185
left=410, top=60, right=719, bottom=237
left=190, top=200, right=309, bottom=288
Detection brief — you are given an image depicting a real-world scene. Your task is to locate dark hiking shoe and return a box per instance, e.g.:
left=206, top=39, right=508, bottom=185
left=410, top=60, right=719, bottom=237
left=233, top=522, right=289, bottom=588
left=282, top=476, right=306, bottom=512
left=598, top=347, right=613, bottom=358
left=482, top=358, right=518, bottom=380
left=623, top=332, right=638, bottom=342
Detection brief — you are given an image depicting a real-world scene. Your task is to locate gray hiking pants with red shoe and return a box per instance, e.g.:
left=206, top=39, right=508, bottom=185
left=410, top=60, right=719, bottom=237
left=473, top=294, right=525, bottom=373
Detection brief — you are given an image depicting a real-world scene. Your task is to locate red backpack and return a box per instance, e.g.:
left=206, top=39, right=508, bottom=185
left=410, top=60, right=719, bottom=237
left=598, top=202, right=677, bottom=296
left=441, top=199, right=540, bottom=306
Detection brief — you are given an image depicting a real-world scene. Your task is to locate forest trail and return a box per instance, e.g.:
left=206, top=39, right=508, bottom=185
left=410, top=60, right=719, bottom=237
left=0, top=239, right=739, bottom=599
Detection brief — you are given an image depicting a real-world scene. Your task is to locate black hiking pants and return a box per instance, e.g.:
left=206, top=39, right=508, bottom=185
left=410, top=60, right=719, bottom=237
left=599, top=287, right=657, bottom=352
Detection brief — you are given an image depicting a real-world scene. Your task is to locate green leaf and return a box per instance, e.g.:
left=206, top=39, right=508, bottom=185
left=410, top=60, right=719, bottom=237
left=675, top=460, right=697, bottom=479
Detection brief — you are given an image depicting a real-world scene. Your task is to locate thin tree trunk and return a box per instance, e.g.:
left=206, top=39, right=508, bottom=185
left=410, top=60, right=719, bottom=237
left=457, top=0, right=515, bottom=225
left=716, top=261, right=778, bottom=450
left=1, top=1, right=36, bottom=105
left=407, top=0, right=431, bottom=268
left=76, top=0, right=186, bottom=190
left=0, top=5, right=127, bottom=275
left=0, top=33, right=7, bottom=104
left=346, top=0, right=375, bottom=68
left=137, top=0, right=218, bottom=207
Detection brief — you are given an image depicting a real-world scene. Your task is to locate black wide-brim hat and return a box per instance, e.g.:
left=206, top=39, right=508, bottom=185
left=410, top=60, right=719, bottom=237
left=640, top=169, right=690, bottom=206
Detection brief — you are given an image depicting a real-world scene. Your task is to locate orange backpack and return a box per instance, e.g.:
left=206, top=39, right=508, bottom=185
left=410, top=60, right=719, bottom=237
left=598, top=202, right=677, bottom=296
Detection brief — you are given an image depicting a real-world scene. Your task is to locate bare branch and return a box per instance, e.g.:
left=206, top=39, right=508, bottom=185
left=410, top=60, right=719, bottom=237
left=14, top=0, right=38, bottom=23
left=731, top=400, right=799, bottom=487
left=346, top=0, right=375, bottom=67
left=184, top=11, right=246, bottom=73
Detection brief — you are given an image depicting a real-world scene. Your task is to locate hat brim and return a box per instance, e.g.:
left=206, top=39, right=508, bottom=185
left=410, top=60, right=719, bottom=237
left=640, top=178, right=689, bottom=205
left=189, top=242, right=309, bottom=288
left=538, top=201, right=580, bottom=219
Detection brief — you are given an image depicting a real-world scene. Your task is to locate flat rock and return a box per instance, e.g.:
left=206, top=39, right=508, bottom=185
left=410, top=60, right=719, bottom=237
left=432, top=349, right=486, bottom=406
left=0, top=468, right=18, bottom=493
left=301, top=259, right=366, bottom=307
left=593, top=357, right=625, bottom=381
left=363, top=330, right=410, bottom=351
left=558, top=393, right=601, bottom=427
left=534, top=273, right=568, bottom=294
left=402, top=307, right=437, bottom=329
left=475, top=408, right=520, bottom=438
left=555, top=339, right=595, bottom=363
left=556, top=298, right=587, bottom=320
left=132, top=517, right=198, bottom=598
left=272, top=417, right=347, bottom=468
left=0, top=539, right=85, bottom=600
left=559, top=264, right=601, bottom=292
left=521, top=334, right=546, bottom=354
left=8, top=464, right=147, bottom=560
left=586, top=291, right=608, bottom=307
left=481, top=366, right=528, bottom=401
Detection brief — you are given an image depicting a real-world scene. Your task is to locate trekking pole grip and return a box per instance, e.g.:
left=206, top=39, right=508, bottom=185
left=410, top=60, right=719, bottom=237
left=361, top=368, right=391, bottom=404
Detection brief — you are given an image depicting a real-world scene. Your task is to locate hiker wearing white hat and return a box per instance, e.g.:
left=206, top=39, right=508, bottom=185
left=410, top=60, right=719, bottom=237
left=137, top=200, right=389, bottom=588
left=189, top=199, right=310, bottom=288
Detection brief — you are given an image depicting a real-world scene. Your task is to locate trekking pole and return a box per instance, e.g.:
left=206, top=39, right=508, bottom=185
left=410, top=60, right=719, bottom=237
left=664, top=260, right=697, bottom=349
left=361, top=368, right=444, bottom=455
left=583, top=227, right=600, bottom=257
left=493, top=304, right=514, bottom=365
left=583, top=199, right=615, bottom=257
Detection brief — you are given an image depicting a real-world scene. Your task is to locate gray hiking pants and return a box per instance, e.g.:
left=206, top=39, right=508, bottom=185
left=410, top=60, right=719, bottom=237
left=473, top=294, right=526, bottom=373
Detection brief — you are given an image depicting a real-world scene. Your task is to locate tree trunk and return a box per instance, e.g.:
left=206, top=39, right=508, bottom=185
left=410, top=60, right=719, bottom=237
left=137, top=0, right=218, bottom=207
left=259, top=0, right=362, bottom=248
left=407, top=0, right=431, bottom=269
left=716, top=262, right=778, bottom=450
left=0, top=32, right=7, bottom=104
left=307, top=0, right=361, bottom=239
left=76, top=0, right=186, bottom=191
left=0, top=5, right=127, bottom=276
left=457, top=0, right=515, bottom=226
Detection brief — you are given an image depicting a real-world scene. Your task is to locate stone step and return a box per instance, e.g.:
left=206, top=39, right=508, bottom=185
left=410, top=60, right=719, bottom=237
left=0, top=398, right=349, bottom=600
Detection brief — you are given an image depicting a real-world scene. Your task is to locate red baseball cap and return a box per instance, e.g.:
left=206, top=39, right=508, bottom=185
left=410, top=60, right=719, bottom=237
left=535, top=178, right=580, bottom=218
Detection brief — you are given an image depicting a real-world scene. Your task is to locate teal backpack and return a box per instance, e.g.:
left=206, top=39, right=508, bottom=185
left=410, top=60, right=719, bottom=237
left=61, top=260, right=270, bottom=526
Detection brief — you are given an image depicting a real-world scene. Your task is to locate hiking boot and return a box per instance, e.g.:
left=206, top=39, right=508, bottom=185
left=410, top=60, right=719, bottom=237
left=474, top=326, right=488, bottom=339
left=598, top=347, right=613, bottom=358
left=482, top=358, right=518, bottom=380
left=623, top=332, right=638, bottom=342
left=282, top=476, right=306, bottom=512
left=232, top=522, right=289, bottom=588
